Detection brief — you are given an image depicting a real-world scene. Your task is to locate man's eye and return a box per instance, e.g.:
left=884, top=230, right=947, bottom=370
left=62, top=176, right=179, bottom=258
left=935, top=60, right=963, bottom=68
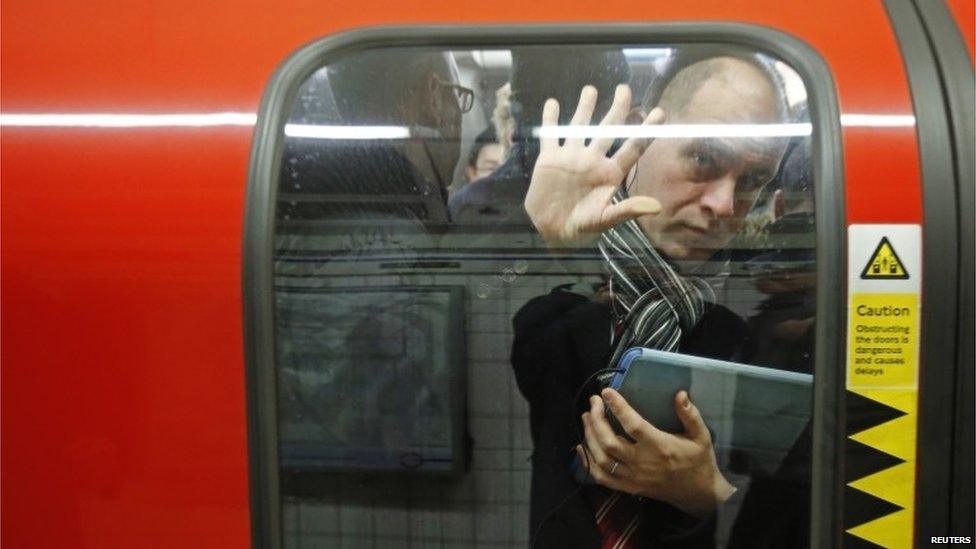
left=688, top=152, right=719, bottom=179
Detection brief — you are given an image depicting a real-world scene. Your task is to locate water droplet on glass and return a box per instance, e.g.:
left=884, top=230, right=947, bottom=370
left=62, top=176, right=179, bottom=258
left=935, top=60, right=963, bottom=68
left=476, top=284, right=491, bottom=299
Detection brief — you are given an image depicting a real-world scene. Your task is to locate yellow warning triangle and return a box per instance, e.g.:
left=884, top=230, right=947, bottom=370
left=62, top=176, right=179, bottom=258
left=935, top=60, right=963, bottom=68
left=845, top=388, right=918, bottom=548
left=847, top=508, right=913, bottom=549
left=860, top=237, right=909, bottom=280
left=848, top=461, right=914, bottom=509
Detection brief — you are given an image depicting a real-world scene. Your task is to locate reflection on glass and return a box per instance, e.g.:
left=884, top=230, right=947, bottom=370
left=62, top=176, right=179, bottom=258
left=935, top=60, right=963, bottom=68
left=277, top=288, right=463, bottom=474
left=271, top=43, right=817, bottom=548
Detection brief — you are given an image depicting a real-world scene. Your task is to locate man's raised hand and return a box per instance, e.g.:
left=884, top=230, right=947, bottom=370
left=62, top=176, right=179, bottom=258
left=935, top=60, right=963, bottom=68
left=524, top=84, right=665, bottom=248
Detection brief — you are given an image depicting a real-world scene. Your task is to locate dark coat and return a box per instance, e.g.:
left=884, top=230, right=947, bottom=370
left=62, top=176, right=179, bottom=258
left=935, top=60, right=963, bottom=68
left=510, top=285, right=809, bottom=548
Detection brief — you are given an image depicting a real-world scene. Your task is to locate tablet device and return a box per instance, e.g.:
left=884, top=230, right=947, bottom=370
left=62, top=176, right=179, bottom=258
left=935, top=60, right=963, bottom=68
left=571, top=347, right=812, bottom=484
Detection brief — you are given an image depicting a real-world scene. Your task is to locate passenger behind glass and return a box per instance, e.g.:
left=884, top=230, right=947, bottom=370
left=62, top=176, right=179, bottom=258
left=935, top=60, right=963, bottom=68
left=491, top=82, right=515, bottom=159
left=514, top=51, right=799, bottom=548
left=463, top=126, right=504, bottom=184
left=722, top=137, right=815, bottom=547
left=746, top=137, right=815, bottom=375
left=448, top=47, right=630, bottom=224
left=277, top=50, right=467, bottom=227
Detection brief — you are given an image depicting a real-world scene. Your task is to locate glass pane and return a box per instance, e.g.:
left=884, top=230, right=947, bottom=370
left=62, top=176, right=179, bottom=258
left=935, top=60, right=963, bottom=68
left=272, top=43, right=817, bottom=548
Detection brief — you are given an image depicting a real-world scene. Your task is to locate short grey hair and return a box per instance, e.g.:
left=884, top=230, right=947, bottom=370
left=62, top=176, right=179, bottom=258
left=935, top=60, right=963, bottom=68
left=644, top=51, right=789, bottom=122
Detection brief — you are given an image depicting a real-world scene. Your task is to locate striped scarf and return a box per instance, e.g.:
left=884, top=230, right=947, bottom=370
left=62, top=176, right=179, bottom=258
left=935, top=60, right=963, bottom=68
left=598, top=191, right=716, bottom=374
left=590, top=191, right=716, bottom=548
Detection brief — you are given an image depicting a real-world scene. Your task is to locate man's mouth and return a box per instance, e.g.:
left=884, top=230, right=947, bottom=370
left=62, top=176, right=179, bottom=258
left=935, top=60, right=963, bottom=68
left=657, top=223, right=726, bottom=258
left=679, top=224, right=711, bottom=238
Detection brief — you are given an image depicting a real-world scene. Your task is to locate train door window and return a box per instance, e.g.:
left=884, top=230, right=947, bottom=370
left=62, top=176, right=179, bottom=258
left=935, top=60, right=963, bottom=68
left=247, top=31, right=837, bottom=548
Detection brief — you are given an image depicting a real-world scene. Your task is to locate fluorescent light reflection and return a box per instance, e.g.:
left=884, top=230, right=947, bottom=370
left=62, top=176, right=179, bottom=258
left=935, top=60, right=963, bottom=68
left=533, top=123, right=812, bottom=140
left=283, top=124, right=411, bottom=140
left=622, top=48, right=674, bottom=60
left=840, top=114, right=915, bottom=127
left=0, top=113, right=915, bottom=135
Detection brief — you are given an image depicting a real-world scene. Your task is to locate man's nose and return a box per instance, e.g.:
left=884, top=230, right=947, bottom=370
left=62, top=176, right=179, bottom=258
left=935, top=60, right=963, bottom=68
left=700, top=175, right=737, bottom=219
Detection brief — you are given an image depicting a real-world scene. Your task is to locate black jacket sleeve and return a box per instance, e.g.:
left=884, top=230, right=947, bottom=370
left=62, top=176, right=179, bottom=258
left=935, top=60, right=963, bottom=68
left=510, top=288, right=591, bottom=403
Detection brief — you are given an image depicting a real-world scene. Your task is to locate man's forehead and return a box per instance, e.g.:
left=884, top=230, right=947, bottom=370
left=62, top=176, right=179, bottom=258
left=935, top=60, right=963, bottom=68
left=673, top=64, right=780, bottom=125
left=698, top=136, right=786, bottom=172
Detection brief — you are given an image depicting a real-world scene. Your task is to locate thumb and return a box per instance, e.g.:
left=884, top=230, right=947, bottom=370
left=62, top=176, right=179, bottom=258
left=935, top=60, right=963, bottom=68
left=675, top=390, right=708, bottom=441
left=599, top=196, right=661, bottom=230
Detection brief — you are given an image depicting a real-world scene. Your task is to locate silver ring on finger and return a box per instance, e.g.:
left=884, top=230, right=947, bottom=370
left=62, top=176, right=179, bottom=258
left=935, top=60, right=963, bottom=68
left=609, top=459, right=620, bottom=476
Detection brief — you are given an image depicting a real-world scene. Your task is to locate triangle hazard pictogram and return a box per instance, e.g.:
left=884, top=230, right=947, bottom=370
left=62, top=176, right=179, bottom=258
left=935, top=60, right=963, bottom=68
left=860, top=237, right=909, bottom=280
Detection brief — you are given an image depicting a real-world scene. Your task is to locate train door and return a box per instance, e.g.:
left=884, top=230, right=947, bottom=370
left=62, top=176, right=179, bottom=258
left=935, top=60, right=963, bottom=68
left=241, top=3, right=970, bottom=549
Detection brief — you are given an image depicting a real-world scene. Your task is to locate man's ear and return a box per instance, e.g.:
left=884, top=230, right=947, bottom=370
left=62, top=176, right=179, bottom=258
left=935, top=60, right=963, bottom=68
left=773, top=189, right=785, bottom=219
left=423, top=71, right=444, bottom=125
left=464, top=165, right=477, bottom=182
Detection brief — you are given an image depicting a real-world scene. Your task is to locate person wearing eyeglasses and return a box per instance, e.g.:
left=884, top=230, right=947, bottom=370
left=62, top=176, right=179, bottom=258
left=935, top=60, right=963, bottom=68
left=448, top=47, right=631, bottom=225
left=279, top=50, right=473, bottom=229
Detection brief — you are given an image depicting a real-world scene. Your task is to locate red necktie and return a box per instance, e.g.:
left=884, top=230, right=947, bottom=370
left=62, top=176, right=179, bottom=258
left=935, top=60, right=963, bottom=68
left=588, top=485, right=643, bottom=548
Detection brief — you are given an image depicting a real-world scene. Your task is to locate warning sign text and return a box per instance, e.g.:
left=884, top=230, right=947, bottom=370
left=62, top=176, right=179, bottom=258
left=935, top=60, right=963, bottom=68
left=848, top=293, right=918, bottom=388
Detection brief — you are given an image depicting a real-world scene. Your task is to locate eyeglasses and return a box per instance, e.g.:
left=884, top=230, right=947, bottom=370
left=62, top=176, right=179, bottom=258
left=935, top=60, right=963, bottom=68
left=433, top=75, right=475, bottom=114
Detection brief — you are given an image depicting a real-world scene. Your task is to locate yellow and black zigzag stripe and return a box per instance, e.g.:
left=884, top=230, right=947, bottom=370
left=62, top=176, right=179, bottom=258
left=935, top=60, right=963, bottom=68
left=844, top=388, right=918, bottom=548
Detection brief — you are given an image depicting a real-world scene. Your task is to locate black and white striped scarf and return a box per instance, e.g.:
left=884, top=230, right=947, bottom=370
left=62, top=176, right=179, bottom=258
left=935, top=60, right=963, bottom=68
left=599, top=191, right=716, bottom=367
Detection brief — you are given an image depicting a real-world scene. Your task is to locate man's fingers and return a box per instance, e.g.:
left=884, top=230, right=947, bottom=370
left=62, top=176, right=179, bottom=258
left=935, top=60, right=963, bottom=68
left=581, top=412, right=611, bottom=468
left=589, top=395, right=631, bottom=458
left=612, top=107, right=665, bottom=171
left=598, top=196, right=662, bottom=230
left=601, top=388, right=661, bottom=443
left=576, top=445, right=634, bottom=480
left=569, top=86, right=599, bottom=125
left=674, top=390, right=708, bottom=441
left=591, top=84, right=632, bottom=152
left=566, top=85, right=598, bottom=147
left=578, top=446, right=633, bottom=492
left=540, top=98, right=559, bottom=153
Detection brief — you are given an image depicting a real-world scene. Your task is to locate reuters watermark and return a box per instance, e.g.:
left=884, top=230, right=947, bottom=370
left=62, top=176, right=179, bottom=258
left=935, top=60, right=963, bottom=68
left=931, top=536, right=972, bottom=545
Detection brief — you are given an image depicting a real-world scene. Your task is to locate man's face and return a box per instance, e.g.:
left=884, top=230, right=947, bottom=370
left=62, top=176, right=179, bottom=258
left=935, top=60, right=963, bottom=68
left=465, top=143, right=503, bottom=182
left=631, top=61, right=785, bottom=262
left=425, top=57, right=464, bottom=187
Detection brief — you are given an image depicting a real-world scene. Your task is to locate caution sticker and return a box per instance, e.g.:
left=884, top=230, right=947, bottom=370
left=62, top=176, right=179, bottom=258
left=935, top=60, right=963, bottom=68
left=860, top=236, right=910, bottom=280
left=845, top=224, right=921, bottom=549
left=849, top=293, right=918, bottom=388
left=847, top=225, right=921, bottom=389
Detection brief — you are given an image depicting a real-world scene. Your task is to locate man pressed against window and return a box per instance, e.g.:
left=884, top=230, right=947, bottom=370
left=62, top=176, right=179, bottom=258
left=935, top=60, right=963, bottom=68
left=514, top=55, right=793, bottom=547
